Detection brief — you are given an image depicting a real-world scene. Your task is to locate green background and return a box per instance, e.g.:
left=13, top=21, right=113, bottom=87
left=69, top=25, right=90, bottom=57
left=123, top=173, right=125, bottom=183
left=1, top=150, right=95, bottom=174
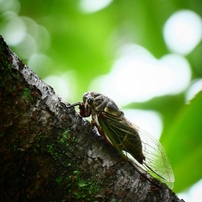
left=0, top=0, right=202, bottom=195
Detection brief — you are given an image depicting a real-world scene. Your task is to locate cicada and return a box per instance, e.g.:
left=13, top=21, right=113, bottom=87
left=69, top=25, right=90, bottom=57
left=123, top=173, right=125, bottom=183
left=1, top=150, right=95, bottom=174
left=68, top=91, right=175, bottom=188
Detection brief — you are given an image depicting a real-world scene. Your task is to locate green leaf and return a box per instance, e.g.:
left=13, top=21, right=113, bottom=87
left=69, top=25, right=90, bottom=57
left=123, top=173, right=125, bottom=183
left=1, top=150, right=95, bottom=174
left=161, top=91, right=202, bottom=192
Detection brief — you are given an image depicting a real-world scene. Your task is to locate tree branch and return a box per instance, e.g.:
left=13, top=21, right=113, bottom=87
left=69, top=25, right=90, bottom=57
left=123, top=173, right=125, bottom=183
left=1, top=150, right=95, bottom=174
left=0, top=36, right=184, bottom=201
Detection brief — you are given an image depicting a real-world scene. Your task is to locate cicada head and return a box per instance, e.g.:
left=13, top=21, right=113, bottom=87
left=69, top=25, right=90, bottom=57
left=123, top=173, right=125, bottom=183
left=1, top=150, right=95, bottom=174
left=82, top=92, right=102, bottom=109
left=79, top=102, right=92, bottom=117
left=79, top=92, right=95, bottom=116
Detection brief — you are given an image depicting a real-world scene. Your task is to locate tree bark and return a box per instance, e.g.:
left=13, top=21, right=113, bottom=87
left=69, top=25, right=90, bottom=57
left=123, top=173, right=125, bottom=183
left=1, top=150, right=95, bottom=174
left=0, top=36, right=184, bottom=202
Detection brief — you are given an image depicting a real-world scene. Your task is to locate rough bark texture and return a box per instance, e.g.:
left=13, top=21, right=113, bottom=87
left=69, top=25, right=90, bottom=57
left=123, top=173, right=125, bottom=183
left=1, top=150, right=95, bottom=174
left=0, top=36, right=185, bottom=202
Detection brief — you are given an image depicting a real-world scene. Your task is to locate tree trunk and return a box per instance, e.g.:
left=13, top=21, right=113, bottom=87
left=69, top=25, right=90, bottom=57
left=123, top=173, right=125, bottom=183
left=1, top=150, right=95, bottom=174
left=0, top=36, right=184, bottom=202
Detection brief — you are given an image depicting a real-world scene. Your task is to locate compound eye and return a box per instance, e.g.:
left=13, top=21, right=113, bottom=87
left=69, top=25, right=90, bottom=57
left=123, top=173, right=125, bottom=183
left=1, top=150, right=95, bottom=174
left=87, top=97, right=94, bottom=105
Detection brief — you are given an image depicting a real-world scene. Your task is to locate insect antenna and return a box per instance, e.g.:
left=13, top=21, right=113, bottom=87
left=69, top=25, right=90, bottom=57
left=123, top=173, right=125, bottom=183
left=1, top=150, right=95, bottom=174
left=67, top=102, right=81, bottom=108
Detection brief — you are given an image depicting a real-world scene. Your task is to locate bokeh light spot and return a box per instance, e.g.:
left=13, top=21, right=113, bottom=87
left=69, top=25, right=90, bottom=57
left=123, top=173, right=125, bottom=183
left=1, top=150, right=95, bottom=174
left=79, top=0, right=113, bottom=13
left=0, top=13, right=26, bottom=45
left=163, top=10, right=202, bottom=55
left=90, top=44, right=191, bottom=105
left=186, top=79, right=202, bottom=102
left=43, top=72, right=76, bottom=102
left=28, top=53, right=52, bottom=73
left=124, top=109, right=163, bottom=140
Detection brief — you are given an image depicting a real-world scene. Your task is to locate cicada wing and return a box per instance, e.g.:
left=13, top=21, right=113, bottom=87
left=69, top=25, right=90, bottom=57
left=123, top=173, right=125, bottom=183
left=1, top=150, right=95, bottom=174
left=136, top=127, right=175, bottom=188
left=98, top=112, right=175, bottom=188
left=98, top=112, right=145, bottom=164
left=97, top=112, right=129, bottom=159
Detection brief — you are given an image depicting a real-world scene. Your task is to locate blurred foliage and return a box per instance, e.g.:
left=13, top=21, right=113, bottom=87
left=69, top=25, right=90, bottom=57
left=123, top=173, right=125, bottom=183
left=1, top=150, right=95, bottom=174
left=163, top=91, right=202, bottom=192
left=0, top=0, right=202, bottom=194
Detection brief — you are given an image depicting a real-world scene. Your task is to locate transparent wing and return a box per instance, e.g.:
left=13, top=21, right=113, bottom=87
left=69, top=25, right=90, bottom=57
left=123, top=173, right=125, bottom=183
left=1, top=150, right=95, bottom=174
left=132, top=125, right=175, bottom=188
left=98, top=112, right=175, bottom=188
